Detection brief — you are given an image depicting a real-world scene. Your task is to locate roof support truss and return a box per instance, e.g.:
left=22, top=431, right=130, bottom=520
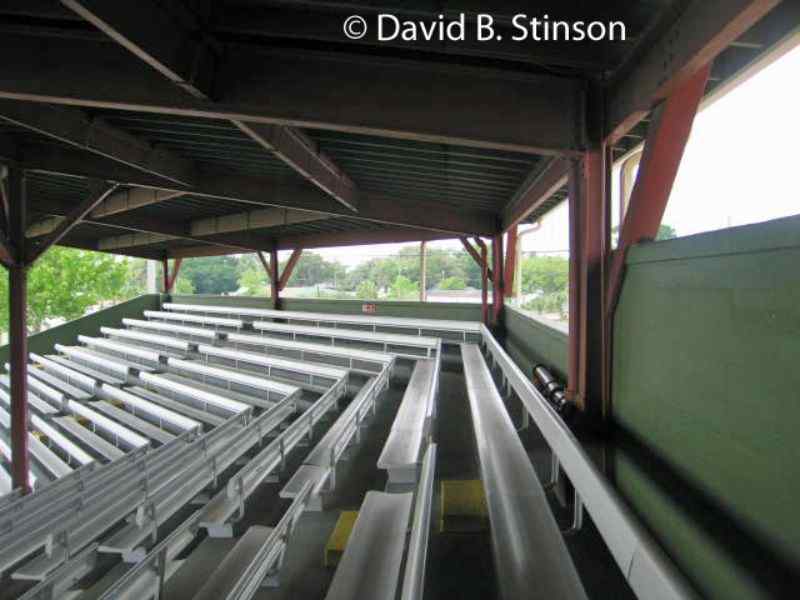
left=61, top=0, right=359, bottom=212
left=502, top=157, right=570, bottom=231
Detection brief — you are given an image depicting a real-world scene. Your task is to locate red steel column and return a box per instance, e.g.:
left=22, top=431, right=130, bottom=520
left=566, top=160, right=584, bottom=409
left=269, top=248, right=280, bottom=310
left=504, top=225, right=518, bottom=298
left=480, top=243, right=489, bottom=326
left=491, top=233, right=504, bottom=326
left=7, top=168, right=30, bottom=493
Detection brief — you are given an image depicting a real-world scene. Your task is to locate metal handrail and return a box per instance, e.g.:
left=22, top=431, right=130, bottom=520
left=480, top=325, right=697, bottom=600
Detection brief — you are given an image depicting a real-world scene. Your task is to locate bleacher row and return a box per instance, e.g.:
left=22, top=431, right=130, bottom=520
left=1, top=302, right=691, bottom=600
left=0, top=303, right=461, bottom=600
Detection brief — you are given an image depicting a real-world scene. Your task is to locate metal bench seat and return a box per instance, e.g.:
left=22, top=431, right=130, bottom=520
left=90, top=401, right=175, bottom=445
left=125, top=386, right=225, bottom=428
left=166, top=357, right=299, bottom=406
left=55, top=345, right=153, bottom=378
left=400, top=443, right=436, bottom=600
left=226, top=332, right=394, bottom=374
left=0, top=381, right=59, bottom=416
left=62, top=399, right=150, bottom=450
left=324, top=491, right=413, bottom=600
left=137, top=372, right=251, bottom=415
left=78, top=335, right=171, bottom=366
left=252, top=321, right=439, bottom=358
left=377, top=359, right=438, bottom=483
left=29, top=412, right=95, bottom=467
left=0, top=463, right=11, bottom=496
left=123, top=318, right=222, bottom=341
left=164, top=302, right=481, bottom=339
left=195, top=482, right=313, bottom=600
left=197, top=344, right=348, bottom=390
left=0, top=432, right=37, bottom=490
left=461, top=344, right=587, bottom=600
left=0, top=412, right=73, bottom=480
left=27, top=367, right=94, bottom=400
left=143, top=310, right=243, bottom=329
left=30, top=353, right=107, bottom=389
left=101, top=326, right=196, bottom=353
left=98, top=384, right=201, bottom=433
left=54, top=417, right=125, bottom=462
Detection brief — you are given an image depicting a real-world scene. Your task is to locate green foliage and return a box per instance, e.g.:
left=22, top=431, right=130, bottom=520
left=173, top=275, right=195, bottom=295
left=355, top=280, right=379, bottom=300
left=287, top=252, right=347, bottom=288
left=387, top=275, right=419, bottom=300
left=180, top=256, right=240, bottom=295
left=656, top=224, right=677, bottom=240
left=520, top=255, right=569, bottom=296
left=0, top=247, right=129, bottom=333
left=438, top=276, right=467, bottom=290
left=237, top=265, right=268, bottom=297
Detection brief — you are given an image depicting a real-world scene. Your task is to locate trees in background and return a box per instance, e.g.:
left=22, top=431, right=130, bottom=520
left=0, top=247, right=129, bottom=334
left=180, top=256, right=240, bottom=294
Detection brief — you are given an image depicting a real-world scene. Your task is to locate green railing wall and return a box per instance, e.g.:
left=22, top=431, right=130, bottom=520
left=0, top=294, right=162, bottom=365
left=612, top=215, right=800, bottom=600
left=504, top=306, right=568, bottom=380
left=169, top=294, right=485, bottom=321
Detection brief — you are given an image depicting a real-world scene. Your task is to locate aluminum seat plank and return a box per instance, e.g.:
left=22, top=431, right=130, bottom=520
left=101, top=326, right=195, bottom=352
left=143, top=310, right=242, bottom=329
left=197, top=345, right=348, bottom=381
left=54, top=417, right=125, bottom=462
left=90, top=401, right=174, bottom=445
left=138, top=372, right=250, bottom=415
left=324, top=491, right=413, bottom=600
left=252, top=321, right=439, bottom=351
left=27, top=368, right=93, bottom=401
left=99, top=385, right=201, bottom=432
left=123, top=318, right=221, bottom=340
left=461, top=344, right=587, bottom=600
left=125, top=387, right=225, bottom=427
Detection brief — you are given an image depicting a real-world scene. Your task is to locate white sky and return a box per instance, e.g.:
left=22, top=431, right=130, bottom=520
left=291, top=43, right=800, bottom=264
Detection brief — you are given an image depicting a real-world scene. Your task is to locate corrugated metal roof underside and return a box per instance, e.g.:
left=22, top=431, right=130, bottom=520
left=307, top=129, right=540, bottom=213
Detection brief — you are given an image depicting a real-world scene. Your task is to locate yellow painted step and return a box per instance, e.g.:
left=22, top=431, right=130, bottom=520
left=325, top=510, right=359, bottom=567
left=439, top=479, right=488, bottom=533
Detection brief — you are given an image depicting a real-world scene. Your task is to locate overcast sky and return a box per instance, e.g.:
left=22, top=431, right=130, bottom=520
left=290, top=42, right=800, bottom=264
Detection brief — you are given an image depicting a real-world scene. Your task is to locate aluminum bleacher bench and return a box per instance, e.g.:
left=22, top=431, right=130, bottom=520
left=101, top=326, right=197, bottom=354
left=0, top=433, right=37, bottom=490
left=280, top=374, right=388, bottom=511
left=78, top=335, right=173, bottom=367
left=55, top=345, right=153, bottom=379
left=123, top=318, right=223, bottom=342
left=27, top=366, right=94, bottom=401
left=196, top=344, right=349, bottom=390
left=0, top=380, right=59, bottom=416
left=377, top=359, right=439, bottom=483
left=124, top=386, right=225, bottom=428
left=136, top=372, right=251, bottom=416
left=226, top=332, right=395, bottom=375
left=90, top=401, right=176, bottom=445
left=251, top=321, right=440, bottom=358
left=194, top=482, right=313, bottom=599
left=165, top=356, right=299, bottom=406
left=54, top=417, right=126, bottom=462
left=324, top=490, right=413, bottom=600
left=62, top=399, right=150, bottom=450
left=400, top=443, right=437, bottom=600
left=0, top=407, right=73, bottom=480
left=143, top=310, right=243, bottom=330
left=0, top=463, right=12, bottom=496
left=30, top=352, right=107, bottom=390
left=97, top=384, right=201, bottom=433
left=164, top=302, right=481, bottom=340
left=461, top=344, right=587, bottom=600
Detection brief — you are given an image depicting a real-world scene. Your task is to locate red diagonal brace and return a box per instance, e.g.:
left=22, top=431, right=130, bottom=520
left=460, top=236, right=493, bottom=282
left=278, top=249, right=302, bottom=292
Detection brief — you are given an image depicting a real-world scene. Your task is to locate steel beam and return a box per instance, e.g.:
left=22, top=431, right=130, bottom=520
left=606, top=0, right=779, bottom=143
left=162, top=258, right=183, bottom=294
left=480, top=243, right=489, bottom=327
left=0, top=34, right=584, bottom=155
left=6, top=168, right=29, bottom=493
left=0, top=100, right=195, bottom=187
left=503, top=226, right=518, bottom=298
left=566, top=160, right=584, bottom=409
left=27, top=181, right=118, bottom=263
left=607, top=65, right=710, bottom=315
left=459, top=237, right=494, bottom=282
left=19, top=144, right=495, bottom=236
left=278, top=249, right=302, bottom=292
left=269, top=248, right=280, bottom=310
left=502, top=158, right=570, bottom=231
left=60, top=0, right=359, bottom=211
left=91, top=188, right=187, bottom=219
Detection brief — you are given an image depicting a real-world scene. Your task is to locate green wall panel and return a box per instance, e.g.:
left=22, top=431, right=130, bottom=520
left=503, top=307, right=568, bottom=380
left=612, top=215, right=800, bottom=599
left=0, top=294, right=162, bottom=365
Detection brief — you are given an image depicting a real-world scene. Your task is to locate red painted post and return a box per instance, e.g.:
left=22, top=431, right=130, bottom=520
left=161, top=258, right=169, bottom=293
left=491, top=233, right=504, bottom=326
left=480, top=243, right=489, bottom=326
left=504, top=226, right=518, bottom=297
left=269, top=248, right=280, bottom=310
left=566, top=160, right=584, bottom=409
left=7, top=168, right=30, bottom=493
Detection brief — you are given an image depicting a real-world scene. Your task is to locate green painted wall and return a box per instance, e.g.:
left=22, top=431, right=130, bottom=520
left=504, top=307, right=568, bottom=380
left=169, top=294, right=484, bottom=321
left=612, top=215, right=800, bottom=599
left=0, top=294, right=162, bottom=364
